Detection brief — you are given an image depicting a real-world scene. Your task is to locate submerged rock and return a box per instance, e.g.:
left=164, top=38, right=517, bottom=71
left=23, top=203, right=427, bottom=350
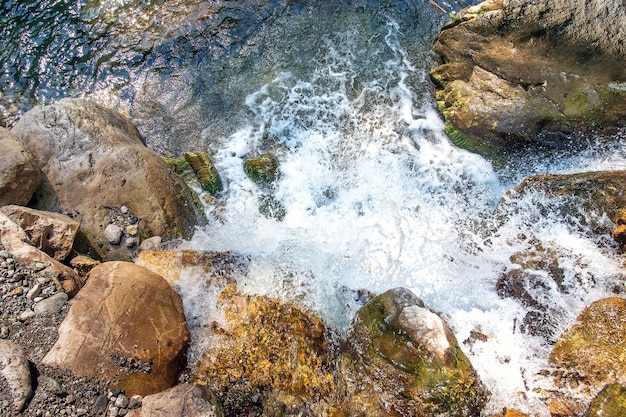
left=243, top=153, right=280, bottom=187
left=192, top=285, right=336, bottom=416
left=135, top=249, right=246, bottom=287
left=550, top=297, right=626, bottom=392
left=11, top=98, right=206, bottom=260
left=0, top=127, right=40, bottom=207
left=583, top=384, right=626, bottom=417
left=43, top=261, right=190, bottom=396
left=486, top=170, right=626, bottom=242
left=339, top=287, right=489, bottom=416
left=431, top=0, right=626, bottom=154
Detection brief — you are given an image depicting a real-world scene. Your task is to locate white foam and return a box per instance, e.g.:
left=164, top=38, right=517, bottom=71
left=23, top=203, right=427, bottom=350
left=183, top=20, right=626, bottom=414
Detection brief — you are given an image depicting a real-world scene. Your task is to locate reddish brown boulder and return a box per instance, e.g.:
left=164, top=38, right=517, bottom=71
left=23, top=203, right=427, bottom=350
left=43, top=261, right=190, bottom=396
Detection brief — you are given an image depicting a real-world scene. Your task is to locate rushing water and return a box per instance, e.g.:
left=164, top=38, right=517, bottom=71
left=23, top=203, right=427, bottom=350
left=4, top=0, right=626, bottom=415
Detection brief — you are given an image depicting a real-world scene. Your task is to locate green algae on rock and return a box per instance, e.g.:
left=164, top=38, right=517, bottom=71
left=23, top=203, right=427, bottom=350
left=243, top=153, right=280, bottom=187
left=550, top=297, right=626, bottom=391
left=584, top=384, right=626, bottom=417
left=184, top=151, right=223, bottom=196
left=338, top=287, right=489, bottom=417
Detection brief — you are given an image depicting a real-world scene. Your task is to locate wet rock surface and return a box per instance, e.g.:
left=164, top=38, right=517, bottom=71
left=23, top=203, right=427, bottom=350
left=338, top=287, right=490, bottom=416
left=431, top=0, right=626, bottom=154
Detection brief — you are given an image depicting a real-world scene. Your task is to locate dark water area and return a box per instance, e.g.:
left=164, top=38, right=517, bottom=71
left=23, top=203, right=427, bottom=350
left=0, top=0, right=478, bottom=152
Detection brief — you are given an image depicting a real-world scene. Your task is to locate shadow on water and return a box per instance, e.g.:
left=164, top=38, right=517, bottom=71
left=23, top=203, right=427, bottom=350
left=0, top=0, right=479, bottom=152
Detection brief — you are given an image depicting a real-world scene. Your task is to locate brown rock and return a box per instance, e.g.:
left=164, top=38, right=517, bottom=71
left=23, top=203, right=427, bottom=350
left=0, top=127, right=40, bottom=207
left=431, top=0, right=626, bottom=152
left=0, top=205, right=79, bottom=261
left=488, top=408, right=530, bottom=417
left=0, top=211, right=81, bottom=296
left=11, top=98, right=206, bottom=260
left=42, top=261, right=190, bottom=396
left=69, top=254, right=100, bottom=284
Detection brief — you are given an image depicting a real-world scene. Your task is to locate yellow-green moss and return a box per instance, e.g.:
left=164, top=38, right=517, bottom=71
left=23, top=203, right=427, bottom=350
left=184, top=151, right=223, bottom=195
left=243, top=153, right=280, bottom=187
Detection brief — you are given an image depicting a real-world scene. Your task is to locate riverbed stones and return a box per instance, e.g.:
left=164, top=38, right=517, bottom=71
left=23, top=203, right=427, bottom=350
left=431, top=0, right=626, bottom=154
left=0, top=205, right=79, bottom=261
left=0, top=339, right=32, bottom=412
left=11, top=98, right=206, bottom=260
left=42, top=261, right=190, bottom=396
left=0, top=127, right=40, bottom=207
left=339, top=287, right=489, bottom=416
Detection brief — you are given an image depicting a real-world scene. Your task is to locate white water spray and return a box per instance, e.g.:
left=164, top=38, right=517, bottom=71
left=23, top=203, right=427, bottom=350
left=179, top=20, right=625, bottom=415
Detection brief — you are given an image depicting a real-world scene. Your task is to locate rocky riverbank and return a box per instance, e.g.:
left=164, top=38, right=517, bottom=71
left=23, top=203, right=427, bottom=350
left=1, top=0, right=626, bottom=416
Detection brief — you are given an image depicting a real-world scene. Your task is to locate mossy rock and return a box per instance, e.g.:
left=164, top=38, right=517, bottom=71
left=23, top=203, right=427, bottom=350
left=550, top=297, right=626, bottom=390
left=184, top=151, right=223, bottom=195
left=192, top=285, right=335, bottom=415
left=244, top=153, right=280, bottom=187
left=340, top=287, right=489, bottom=416
left=584, top=384, right=626, bottom=417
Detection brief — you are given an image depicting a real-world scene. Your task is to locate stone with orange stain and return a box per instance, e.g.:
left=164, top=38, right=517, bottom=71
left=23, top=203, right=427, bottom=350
left=42, top=261, right=189, bottom=396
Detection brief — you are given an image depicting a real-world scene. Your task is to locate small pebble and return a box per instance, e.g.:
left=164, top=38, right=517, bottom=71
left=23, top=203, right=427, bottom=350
left=114, top=394, right=129, bottom=408
left=26, top=284, right=42, bottom=300
left=120, top=206, right=129, bottom=214
left=32, top=262, right=48, bottom=272
left=0, top=326, right=9, bottom=338
left=19, top=310, right=35, bottom=322
left=104, top=224, right=123, bottom=245
left=0, top=250, right=10, bottom=258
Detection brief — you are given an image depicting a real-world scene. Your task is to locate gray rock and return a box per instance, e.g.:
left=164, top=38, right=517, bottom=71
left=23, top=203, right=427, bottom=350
left=0, top=339, right=33, bottom=412
left=34, top=292, right=69, bottom=316
left=139, top=383, right=216, bottom=417
left=104, top=224, right=123, bottom=245
left=138, top=236, right=162, bottom=252
left=18, top=310, right=35, bottom=322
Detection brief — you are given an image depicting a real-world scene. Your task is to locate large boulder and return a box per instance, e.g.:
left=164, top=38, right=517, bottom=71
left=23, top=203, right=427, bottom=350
left=338, top=287, right=489, bottom=416
left=11, top=98, right=206, bottom=260
left=430, top=0, right=626, bottom=153
left=0, top=127, right=40, bottom=207
left=42, top=261, right=190, bottom=396
left=0, top=205, right=79, bottom=261
left=0, top=211, right=81, bottom=296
